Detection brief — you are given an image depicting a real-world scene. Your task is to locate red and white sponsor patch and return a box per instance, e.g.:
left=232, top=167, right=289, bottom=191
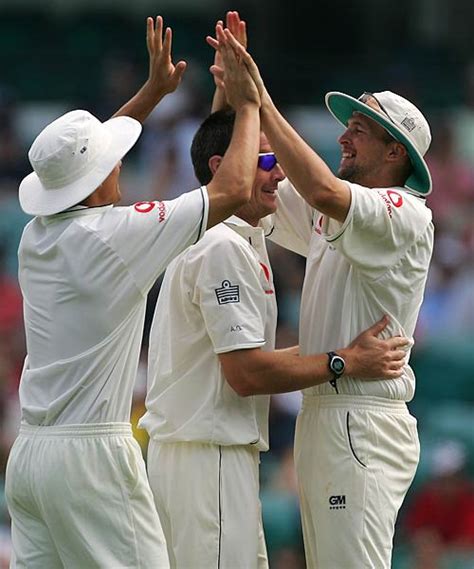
left=387, top=190, right=403, bottom=208
left=380, top=190, right=403, bottom=218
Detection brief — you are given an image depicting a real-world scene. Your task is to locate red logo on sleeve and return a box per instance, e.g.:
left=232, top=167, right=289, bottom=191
left=157, top=201, right=166, bottom=223
left=259, top=263, right=274, bottom=295
left=387, top=190, right=403, bottom=208
left=134, top=201, right=156, bottom=214
left=133, top=201, right=166, bottom=222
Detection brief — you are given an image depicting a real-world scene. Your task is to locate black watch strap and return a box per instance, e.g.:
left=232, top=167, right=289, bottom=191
left=327, top=351, right=345, bottom=379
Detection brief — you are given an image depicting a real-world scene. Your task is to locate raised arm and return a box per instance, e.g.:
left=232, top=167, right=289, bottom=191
left=113, top=16, right=186, bottom=123
left=219, top=316, right=409, bottom=396
left=205, top=24, right=261, bottom=229
left=210, top=30, right=351, bottom=223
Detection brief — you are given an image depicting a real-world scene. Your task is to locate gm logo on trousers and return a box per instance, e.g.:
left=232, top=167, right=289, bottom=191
left=329, top=495, right=346, bottom=510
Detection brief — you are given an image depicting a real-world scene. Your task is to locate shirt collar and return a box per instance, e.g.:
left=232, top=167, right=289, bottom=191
left=224, top=215, right=265, bottom=238
left=43, top=204, right=114, bottom=223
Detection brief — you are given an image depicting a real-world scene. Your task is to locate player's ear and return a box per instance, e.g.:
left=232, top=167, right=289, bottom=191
left=387, top=141, right=408, bottom=163
left=208, top=155, right=223, bottom=176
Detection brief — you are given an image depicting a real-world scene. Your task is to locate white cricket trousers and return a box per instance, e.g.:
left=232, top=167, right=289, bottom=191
left=147, top=441, right=269, bottom=569
left=294, top=395, right=419, bottom=569
left=5, top=423, right=169, bottom=569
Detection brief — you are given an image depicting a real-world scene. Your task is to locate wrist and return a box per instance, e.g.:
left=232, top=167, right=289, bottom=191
left=142, top=79, right=168, bottom=103
left=327, top=350, right=346, bottom=380
left=334, top=348, right=352, bottom=377
left=235, top=101, right=260, bottom=113
left=260, top=90, right=274, bottom=113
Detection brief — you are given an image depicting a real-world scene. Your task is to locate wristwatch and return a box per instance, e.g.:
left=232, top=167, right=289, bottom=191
left=327, top=351, right=345, bottom=379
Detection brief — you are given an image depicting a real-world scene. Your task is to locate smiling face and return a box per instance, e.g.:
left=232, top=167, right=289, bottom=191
left=235, top=133, right=286, bottom=226
left=337, top=112, right=396, bottom=187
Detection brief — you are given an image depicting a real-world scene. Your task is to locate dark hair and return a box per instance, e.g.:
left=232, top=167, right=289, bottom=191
left=190, top=110, right=236, bottom=185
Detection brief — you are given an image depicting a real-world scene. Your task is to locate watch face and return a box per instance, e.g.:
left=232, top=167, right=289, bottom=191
left=332, top=357, right=345, bottom=374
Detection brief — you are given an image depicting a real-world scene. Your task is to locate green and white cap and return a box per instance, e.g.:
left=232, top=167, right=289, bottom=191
left=325, top=91, right=432, bottom=195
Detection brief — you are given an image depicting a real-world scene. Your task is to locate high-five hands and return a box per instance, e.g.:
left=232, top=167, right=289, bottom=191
left=207, top=19, right=267, bottom=105
left=212, top=11, right=247, bottom=88
left=208, top=23, right=260, bottom=110
left=146, top=16, right=187, bottom=96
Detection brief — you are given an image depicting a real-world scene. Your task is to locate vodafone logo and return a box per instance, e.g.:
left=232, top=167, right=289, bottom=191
left=133, top=201, right=167, bottom=222
left=134, top=201, right=156, bottom=214
left=259, top=262, right=274, bottom=295
left=387, top=190, right=403, bottom=208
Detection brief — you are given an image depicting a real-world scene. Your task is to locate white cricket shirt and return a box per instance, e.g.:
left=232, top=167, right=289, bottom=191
left=267, top=179, right=434, bottom=400
left=140, top=216, right=277, bottom=451
left=18, top=188, right=209, bottom=425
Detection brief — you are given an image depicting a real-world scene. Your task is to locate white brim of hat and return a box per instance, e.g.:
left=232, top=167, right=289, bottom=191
left=19, top=116, right=142, bottom=216
left=325, top=92, right=432, bottom=196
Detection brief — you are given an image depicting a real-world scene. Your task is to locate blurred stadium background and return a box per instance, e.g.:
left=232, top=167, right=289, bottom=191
left=0, top=0, right=473, bottom=567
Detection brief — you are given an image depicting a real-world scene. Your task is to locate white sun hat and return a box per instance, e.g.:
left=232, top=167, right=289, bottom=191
left=325, top=91, right=432, bottom=195
left=19, top=109, right=142, bottom=216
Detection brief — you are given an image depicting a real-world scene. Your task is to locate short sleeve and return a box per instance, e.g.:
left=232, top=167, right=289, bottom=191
left=106, top=187, right=208, bottom=293
left=323, top=183, right=432, bottom=279
left=192, top=238, right=267, bottom=354
left=264, top=179, right=314, bottom=257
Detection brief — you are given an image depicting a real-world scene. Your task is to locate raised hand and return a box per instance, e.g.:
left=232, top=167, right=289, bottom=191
left=212, top=12, right=247, bottom=88
left=113, top=16, right=187, bottom=122
left=345, top=316, right=410, bottom=379
left=207, top=27, right=268, bottom=109
left=146, top=16, right=187, bottom=96
left=209, top=24, right=260, bottom=111
left=210, top=12, right=248, bottom=112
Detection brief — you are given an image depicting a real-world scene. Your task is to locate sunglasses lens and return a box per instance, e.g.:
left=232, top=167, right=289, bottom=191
left=258, top=154, right=278, bottom=171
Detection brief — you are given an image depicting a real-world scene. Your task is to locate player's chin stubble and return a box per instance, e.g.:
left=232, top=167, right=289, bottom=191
left=338, top=165, right=358, bottom=182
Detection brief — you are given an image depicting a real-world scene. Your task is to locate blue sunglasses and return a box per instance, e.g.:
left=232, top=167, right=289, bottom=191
left=258, top=152, right=278, bottom=171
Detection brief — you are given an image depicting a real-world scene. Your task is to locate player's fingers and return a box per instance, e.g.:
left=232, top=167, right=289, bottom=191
left=146, top=17, right=154, bottom=55
left=206, top=36, right=219, bottom=50
left=211, top=74, right=225, bottom=90
left=226, top=10, right=235, bottom=30
left=223, top=27, right=242, bottom=48
left=216, top=24, right=227, bottom=43
left=227, top=39, right=255, bottom=69
left=386, top=336, right=410, bottom=350
left=389, top=349, right=407, bottom=361
left=220, top=38, right=236, bottom=66
left=388, top=360, right=405, bottom=371
left=238, top=20, right=247, bottom=47
left=227, top=11, right=241, bottom=38
left=155, top=16, right=163, bottom=52
left=365, top=315, right=390, bottom=337
left=388, top=369, right=404, bottom=378
left=229, top=11, right=239, bottom=25
left=210, top=65, right=225, bottom=82
left=173, top=60, right=187, bottom=81
left=162, top=27, right=172, bottom=58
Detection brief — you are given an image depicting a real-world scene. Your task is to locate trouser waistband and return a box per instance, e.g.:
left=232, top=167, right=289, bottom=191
left=19, top=422, right=133, bottom=438
left=301, top=394, right=409, bottom=414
